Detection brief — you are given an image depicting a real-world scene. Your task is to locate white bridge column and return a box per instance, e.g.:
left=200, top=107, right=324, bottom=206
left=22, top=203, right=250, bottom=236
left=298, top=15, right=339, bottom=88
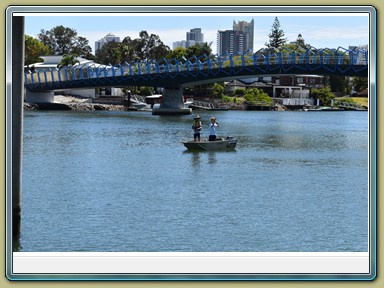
left=152, top=87, right=191, bottom=115
left=25, top=90, right=54, bottom=103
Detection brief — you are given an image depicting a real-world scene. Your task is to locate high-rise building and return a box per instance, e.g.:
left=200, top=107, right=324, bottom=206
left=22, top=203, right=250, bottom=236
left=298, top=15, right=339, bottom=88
left=217, top=30, right=244, bottom=55
left=233, top=19, right=254, bottom=52
left=173, top=28, right=204, bottom=49
left=95, top=33, right=121, bottom=53
left=187, top=28, right=204, bottom=43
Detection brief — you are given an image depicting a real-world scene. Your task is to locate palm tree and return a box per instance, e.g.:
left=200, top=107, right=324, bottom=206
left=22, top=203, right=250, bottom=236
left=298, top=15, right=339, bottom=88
left=57, top=54, right=80, bottom=81
left=57, top=54, right=80, bottom=68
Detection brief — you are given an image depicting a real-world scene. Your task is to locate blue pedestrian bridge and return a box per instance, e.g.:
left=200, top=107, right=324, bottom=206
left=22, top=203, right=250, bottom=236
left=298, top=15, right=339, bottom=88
left=24, top=47, right=368, bottom=115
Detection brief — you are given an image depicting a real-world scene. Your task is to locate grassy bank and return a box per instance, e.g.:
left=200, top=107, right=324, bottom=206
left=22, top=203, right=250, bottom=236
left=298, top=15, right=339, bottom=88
left=336, top=97, right=369, bottom=109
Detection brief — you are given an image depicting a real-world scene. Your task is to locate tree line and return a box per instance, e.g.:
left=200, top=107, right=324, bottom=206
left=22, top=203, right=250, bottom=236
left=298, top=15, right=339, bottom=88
left=25, top=26, right=212, bottom=66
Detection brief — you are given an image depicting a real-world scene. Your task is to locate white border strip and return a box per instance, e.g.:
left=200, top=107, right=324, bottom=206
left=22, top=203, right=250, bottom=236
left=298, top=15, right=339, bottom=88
left=14, top=252, right=370, bottom=274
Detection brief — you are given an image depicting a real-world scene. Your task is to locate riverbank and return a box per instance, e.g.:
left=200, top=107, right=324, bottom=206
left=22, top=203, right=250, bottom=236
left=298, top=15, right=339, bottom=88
left=24, top=95, right=132, bottom=111
left=24, top=102, right=130, bottom=111
left=23, top=95, right=368, bottom=112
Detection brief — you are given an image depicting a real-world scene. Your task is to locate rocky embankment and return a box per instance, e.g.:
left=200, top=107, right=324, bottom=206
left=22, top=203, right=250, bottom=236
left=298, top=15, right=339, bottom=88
left=24, top=102, right=128, bottom=111
left=24, top=95, right=130, bottom=111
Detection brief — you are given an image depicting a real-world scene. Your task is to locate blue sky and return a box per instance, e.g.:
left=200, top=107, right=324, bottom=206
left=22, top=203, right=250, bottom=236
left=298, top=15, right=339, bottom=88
left=25, top=13, right=369, bottom=55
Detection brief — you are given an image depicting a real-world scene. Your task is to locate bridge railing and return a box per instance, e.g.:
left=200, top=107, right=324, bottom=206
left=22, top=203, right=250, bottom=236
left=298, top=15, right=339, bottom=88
left=24, top=47, right=368, bottom=89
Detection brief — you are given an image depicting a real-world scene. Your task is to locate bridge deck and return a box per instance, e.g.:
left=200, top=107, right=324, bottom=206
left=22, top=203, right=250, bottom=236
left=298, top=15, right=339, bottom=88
left=25, top=47, right=368, bottom=92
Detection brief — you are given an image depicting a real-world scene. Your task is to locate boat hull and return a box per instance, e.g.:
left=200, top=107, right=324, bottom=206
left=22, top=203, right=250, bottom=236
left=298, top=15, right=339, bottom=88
left=182, top=137, right=237, bottom=151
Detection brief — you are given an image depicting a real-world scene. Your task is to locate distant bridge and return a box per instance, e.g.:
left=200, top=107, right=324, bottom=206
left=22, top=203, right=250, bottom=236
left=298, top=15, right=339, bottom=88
left=24, top=47, right=368, bottom=114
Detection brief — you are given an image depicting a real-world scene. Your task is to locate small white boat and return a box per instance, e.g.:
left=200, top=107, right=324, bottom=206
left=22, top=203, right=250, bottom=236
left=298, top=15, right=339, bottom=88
left=131, top=101, right=147, bottom=110
left=182, top=137, right=237, bottom=151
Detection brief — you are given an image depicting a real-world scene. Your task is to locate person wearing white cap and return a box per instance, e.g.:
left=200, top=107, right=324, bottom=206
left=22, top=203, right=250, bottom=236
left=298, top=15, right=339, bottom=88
left=208, top=117, right=219, bottom=141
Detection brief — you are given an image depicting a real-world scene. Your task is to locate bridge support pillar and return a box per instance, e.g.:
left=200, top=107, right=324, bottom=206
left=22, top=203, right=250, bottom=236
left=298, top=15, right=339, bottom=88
left=25, top=90, right=55, bottom=103
left=152, top=87, right=191, bottom=115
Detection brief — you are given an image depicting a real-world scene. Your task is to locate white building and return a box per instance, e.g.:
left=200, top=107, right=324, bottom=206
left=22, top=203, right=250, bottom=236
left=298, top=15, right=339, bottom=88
left=95, top=33, right=121, bottom=53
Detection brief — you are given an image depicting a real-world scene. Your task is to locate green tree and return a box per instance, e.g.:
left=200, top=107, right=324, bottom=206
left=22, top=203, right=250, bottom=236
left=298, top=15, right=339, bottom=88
left=24, top=35, right=51, bottom=66
left=95, top=42, right=124, bottom=65
left=265, top=17, right=287, bottom=49
left=211, top=83, right=224, bottom=99
left=96, top=31, right=170, bottom=64
left=186, top=42, right=212, bottom=62
left=324, top=75, right=351, bottom=95
left=38, top=25, right=92, bottom=57
left=71, top=36, right=94, bottom=59
left=351, top=77, right=368, bottom=93
left=57, top=54, right=80, bottom=68
left=243, top=88, right=272, bottom=103
left=234, top=89, right=245, bottom=96
left=133, top=31, right=170, bottom=61
left=294, top=34, right=311, bottom=49
left=311, top=87, right=336, bottom=106
left=167, top=47, right=187, bottom=60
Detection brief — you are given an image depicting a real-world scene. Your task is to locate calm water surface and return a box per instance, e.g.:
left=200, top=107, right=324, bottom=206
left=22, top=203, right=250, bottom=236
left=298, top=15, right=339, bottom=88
left=21, top=110, right=368, bottom=252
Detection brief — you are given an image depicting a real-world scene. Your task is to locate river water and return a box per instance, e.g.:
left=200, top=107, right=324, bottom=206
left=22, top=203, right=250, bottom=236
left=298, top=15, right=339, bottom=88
left=21, top=110, right=369, bottom=252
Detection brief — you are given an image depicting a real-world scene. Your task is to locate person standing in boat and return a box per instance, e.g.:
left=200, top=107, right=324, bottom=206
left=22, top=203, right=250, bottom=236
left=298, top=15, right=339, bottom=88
left=192, top=115, right=202, bottom=142
left=208, top=117, right=219, bottom=141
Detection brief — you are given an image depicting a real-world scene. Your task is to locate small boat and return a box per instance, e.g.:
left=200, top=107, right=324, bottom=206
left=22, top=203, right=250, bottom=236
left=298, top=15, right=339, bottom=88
left=306, top=106, right=345, bottom=111
left=130, top=100, right=147, bottom=110
left=182, top=137, right=237, bottom=151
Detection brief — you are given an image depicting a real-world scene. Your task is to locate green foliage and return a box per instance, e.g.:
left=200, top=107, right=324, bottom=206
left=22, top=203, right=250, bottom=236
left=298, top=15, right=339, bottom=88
left=95, top=42, right=123, bottom=65
left=281, top=34, right=311, bottom=51
left=57, top=54, right=80, bottom=68
left=234, top=89, right=245, bottom=96
left=167, top=47, right=188, bottom=61
left=221, top=95, right=231, bottom=103
left=221, top=95, right=243, bottom=104
left=324, top=75, right=351, bottom=95
left=38, top=25, right=92, bottom=57
left=310, top=87, right=336, bottom=106
left=351, top=77, right=368, bottom=93
left=243, top=88, right=272, bottom=103
left=24, top=35, right=51, bottom=66
left=96, top=31, right=170, bottom=65
left=186, top=43, right=212, bottom=61
left=131, top=86, right=154, bottom=96
left=211, top=83, right=224, bottom=99
left=265, top=17, right=287, bottom=49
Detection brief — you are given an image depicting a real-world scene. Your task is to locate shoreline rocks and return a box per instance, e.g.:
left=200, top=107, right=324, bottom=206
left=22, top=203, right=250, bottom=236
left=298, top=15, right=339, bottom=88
left=23, top=102, right=131, bottom=111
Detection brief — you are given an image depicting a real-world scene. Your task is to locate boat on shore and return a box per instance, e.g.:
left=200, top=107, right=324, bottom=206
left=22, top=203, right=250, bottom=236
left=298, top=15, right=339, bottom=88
left=182, top=137, right=237, bottom=151
left=304, top=106, right=345, bottom=112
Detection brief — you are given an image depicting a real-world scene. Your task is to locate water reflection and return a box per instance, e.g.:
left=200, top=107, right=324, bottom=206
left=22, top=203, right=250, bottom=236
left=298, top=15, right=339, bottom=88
left=189, top=151, right=201, bottom=170
left=184, top=150, right=238, bottom=169
left=208, top=152, right=217, bottom=165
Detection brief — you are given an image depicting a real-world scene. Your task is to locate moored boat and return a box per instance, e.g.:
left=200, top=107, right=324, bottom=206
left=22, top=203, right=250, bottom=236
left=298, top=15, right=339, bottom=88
left=182, top=137, right=237, bottom=151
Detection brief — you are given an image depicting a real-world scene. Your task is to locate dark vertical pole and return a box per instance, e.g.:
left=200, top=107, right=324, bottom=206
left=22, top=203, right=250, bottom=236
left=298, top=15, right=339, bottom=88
left=12, top=16, right=24, bottom=244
